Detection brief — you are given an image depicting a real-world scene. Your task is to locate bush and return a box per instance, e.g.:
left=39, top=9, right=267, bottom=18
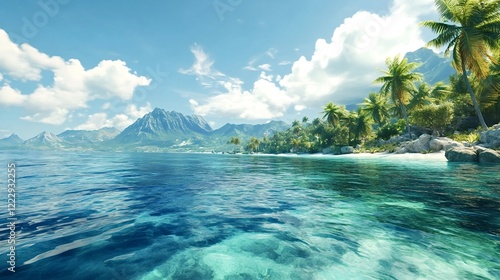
left=410, top=102, right=454, bottom=136
left=376, top=119, right=406, bottom=140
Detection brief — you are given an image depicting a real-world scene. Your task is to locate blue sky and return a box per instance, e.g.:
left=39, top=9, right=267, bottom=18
left=0, top=0, right=439, bottom=139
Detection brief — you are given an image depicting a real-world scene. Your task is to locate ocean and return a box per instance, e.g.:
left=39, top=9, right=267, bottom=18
left=0, top=151, right=499, bottom=279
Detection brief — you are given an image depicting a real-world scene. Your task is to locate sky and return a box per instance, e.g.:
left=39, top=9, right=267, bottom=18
left=0, top=0, right=440, bottom=140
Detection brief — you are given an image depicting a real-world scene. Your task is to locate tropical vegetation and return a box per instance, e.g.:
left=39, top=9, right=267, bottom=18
left=231, top=0, right=500, bottom=154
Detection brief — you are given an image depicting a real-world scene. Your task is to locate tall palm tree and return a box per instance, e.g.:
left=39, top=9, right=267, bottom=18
left=360, top=92, right=391, bottom=126
left=322, top=102, right=347, bottom=128
left=374, top=55, right=422, bottom=137
left=421, top=0, right=500, bottom=130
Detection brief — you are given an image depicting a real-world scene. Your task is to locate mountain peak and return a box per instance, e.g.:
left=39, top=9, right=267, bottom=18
left=114, top=108, right=213, bottom=144
left=0, top=133, right=24, bottom=146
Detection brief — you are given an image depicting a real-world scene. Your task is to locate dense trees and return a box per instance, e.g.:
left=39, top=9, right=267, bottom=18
left=229, top=0, right=500, bottom=154
left=421, top=0, right=500, bottom=129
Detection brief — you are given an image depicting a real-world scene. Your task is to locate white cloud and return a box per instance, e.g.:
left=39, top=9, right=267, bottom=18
left=278, top=61, right=291, bottom=66
left=0, top=28, right=151, bottom=125
left=258, top=64, right=272, bottom=72
left=75, top=103, right=152, bottom=131
left=266, top=48, right=278, bottom=59
left=179, top=44, right=243, bottom=89
left=186, top=0, right=438, bottom=120
left=191, top=77, right=294, bottom=119
left=294, top=105, right=307, bottom=112
left=0, top=84, right=26, bottom=106
left=280, top=0, right=437, bottom=105
left=85, top=60, right=151, bottom=100
left=242, top=65, right=257, bottom=71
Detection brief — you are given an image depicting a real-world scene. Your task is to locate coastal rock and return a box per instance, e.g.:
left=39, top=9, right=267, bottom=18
left=478, top=149, right=500, bottom=163
left=413, top=134, right=431, bottom=152
left=322, top=147, right=333, bottom=154
left=386, top=135, right=410, bottom=145
left=480, top=126, right=500, bottom=148
left=403, top=134, right=431, bottom=153
left=445, top=147, right=478, bottom=162
left=395, top=147, right=407, bottom=154
left=341, top=146, right=355, bottom=154
left=429, top=139, right=444, bottom=152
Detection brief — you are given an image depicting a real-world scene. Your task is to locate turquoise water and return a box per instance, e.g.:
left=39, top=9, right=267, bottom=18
left=0, top=151, right=499, bottom=279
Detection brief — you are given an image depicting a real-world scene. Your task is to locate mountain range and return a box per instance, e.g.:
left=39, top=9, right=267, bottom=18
left=1, top=48, right=455, bottom=152
left=1, top=109, right=289, bottom=152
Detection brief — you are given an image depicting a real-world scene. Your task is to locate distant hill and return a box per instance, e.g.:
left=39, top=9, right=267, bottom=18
left=211, top=121, right=289, bottom=141
left=58, top=127, right=120, bottom=144
left=0, top=134, right=24, bottom=148
left=405, top=47, right=455, bottom=84
left=23, top=132, right=65, bottom=149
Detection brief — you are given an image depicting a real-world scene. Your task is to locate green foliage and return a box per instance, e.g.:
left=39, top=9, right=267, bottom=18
left=376, top=120, right=406, bottom=140
left=421, top=0, right=500, bottom=129
left=361, top=140, right=399, bottom=153
left=450, top=131, right=481, bottom=144
left=374, top=55, right=423, bottom=136
left=227, top=136, right=241, bottom=145
left=410, top=102, right=455, bottom=135
left=246, top=137, right=261, bottom=153
left=360, top=92, right=390, bottom=126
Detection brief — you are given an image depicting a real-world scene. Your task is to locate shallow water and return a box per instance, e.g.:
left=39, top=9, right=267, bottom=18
left=0, top=151, right=499, bottom=279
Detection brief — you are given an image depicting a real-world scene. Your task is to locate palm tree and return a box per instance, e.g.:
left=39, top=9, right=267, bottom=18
left=408, top=83, right=435, bottom=112
left=247, top=137, right=261, bottom=153
left=374, top=55, right=422, bottom=137
left=352, top=109, right=373, bottom=144
left=302, top=116, right=309, bottom=124
left=421, top=0, right=500, bottom=130
left=430, top=81, right=451, bottom=102
left=322, top=102, right=347, bottom=128
left=360, top=92, right=391, bottom=126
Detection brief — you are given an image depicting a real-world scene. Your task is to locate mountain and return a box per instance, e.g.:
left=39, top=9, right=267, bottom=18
left=211, top=121, right=289, bottom=140
left=114, top=108, right=213, bottom=146
left=58, top=127, right=120, bottom=144
left=23, top=131, right=65, bottom=149
left=405, top=47, right=455, bottom=84
left=0, top=134, right=24, bottom=148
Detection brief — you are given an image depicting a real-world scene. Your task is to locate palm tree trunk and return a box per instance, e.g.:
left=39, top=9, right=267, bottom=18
left=399, top=99, right=412, bottom=139
left=461, top=61, right=488, bottom=130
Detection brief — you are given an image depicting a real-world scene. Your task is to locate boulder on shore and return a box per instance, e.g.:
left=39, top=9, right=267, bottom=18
left=445, top=147, right=478, bottom=162
left=480, top=125, right=500, bottom=148
left=341, top=146, right=355, bottom=154
left=478, top=149, right=500, bottom=163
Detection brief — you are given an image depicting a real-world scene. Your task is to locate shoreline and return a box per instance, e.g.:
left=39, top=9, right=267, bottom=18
left=233, top=150, right=448, bottom=162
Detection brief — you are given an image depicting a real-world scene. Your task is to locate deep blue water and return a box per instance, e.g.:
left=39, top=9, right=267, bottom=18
left=0, top=151, right=499, bottom=279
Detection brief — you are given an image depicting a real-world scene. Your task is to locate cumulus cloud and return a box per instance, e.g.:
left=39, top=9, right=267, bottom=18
left=0, top=84, right=26, bottom=106
left=75, top=103, right=152, bottom=131
left=0, top=28, right=151, bottom=125
left=185, top=0, right=438, bottom=121
left=280, top=0, right=437, bottom=105
left=191, top=75, right=294, bottom=119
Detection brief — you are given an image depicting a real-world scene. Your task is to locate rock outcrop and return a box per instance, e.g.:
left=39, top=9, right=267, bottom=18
left=445, top=147, right=478, bottom=162
left=480, top=124, right=500, bottom=148
left=444, top=146, right=500, bottom=163
left=341, top=146, right=355, bottom=154
left=478, top=148, right=500, bottom=163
